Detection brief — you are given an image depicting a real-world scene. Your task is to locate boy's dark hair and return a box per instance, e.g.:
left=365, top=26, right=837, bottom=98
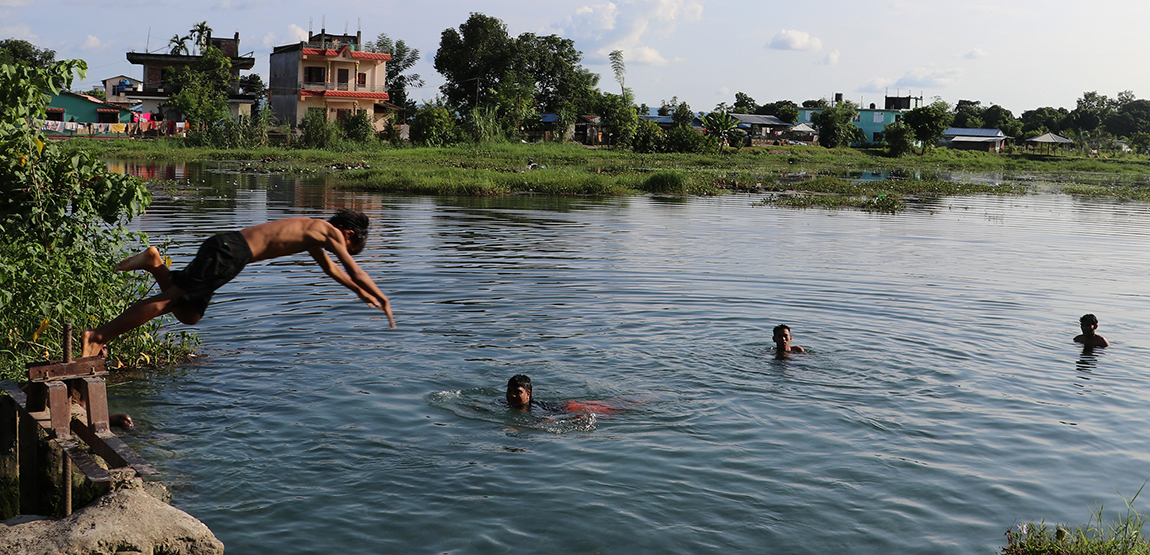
left=507, top=374, right=532, bottom=395
left=1080, top=314, right=1099, bottom=326
left=329, top=209, right=369, bottom=255
left=773, top=324, right=790, bottom=338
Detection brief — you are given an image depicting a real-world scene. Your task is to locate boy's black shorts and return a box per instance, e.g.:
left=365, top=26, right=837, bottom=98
left=170, top=231, right=253, bottom=318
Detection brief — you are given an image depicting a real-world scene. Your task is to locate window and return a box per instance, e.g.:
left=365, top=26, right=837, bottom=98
left=304, top=66, right=325, bottom=84
left=357, top=72, right=367, bottom=86
left=873, top=112, right=884, bottom=124
left=98, top=111, right=119, bottom=124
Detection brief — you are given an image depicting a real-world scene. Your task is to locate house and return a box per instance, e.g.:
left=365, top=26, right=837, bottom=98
left=268, top=29, right=391, bottom=131
left=941, top=127, right=1008, bottom=153
left=125, top=31, right=256, bottom=121
left=728, top=113, right=791, bottom=145
left=42, top=90, right=135, bottom=137
left=796, top=95, right=922, bottom=145
left=101, top=75, right=142, bottom=109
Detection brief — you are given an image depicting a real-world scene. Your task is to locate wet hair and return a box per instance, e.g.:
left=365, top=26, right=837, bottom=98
left=507, top=374, right=532, bottom=395
left=328, top=208, right=369, bottom=255
left=773, top=324, right=790, bottom=339
left=1080, top=314, right=1099, bottom=326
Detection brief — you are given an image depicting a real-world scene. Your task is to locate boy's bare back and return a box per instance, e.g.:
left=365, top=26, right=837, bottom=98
left=240, top=217, right=344, bottom=262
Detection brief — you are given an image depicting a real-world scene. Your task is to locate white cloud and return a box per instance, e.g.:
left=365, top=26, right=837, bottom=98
left=567, top=0, right=702, bottom=65
left=262, top=32, right=278, bottom=49
left=858, top=78, right=895, bottom=93
left=287, top=24, right=308, bottom=43
left=80, top=35, right=103, bottom=50
left=0, top=25, right=37, bottom=41
left=573, top=3, right=619, bottom=33
left=767, top=29, right=822, bottom=52
left=964, top=48, right=986, bottom=59
left=895, top=67, right=961, bottom=88
left=820, top=49, right=840, bottom=65
left=0, top=0, right=33, bottom=6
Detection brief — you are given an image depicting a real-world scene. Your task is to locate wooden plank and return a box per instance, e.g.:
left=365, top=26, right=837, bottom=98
left=26, top=357, right=106, bottom=382
left=55, top=437, right=112, bottom=483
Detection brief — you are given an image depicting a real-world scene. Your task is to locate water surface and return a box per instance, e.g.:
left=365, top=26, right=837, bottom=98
left=109, top=162, right=1150, bottom=554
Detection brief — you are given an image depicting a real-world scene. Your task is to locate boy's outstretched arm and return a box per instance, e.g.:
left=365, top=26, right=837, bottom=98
left=309, top=247, right=396, bottom=328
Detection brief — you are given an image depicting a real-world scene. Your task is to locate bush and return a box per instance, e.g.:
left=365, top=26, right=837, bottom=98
left=0, top=60, right=196, bottom=377
left=340, top=109, right=375, bottom=143
left=410, top=103, right=461, bottom=147
left=632, top=119, right=665, bottom=153
left=299, top=108, right=338, bottom=149
left=664, top=125, right=714, bottom=154
left=641, top=171, right=690, bottom=193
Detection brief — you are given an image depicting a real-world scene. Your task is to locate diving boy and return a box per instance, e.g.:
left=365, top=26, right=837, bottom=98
left=82, top=209, right=395, bottom=358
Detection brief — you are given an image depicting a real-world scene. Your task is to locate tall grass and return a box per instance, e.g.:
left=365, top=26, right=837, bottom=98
left=1002, top=486, right=1150, bottom=555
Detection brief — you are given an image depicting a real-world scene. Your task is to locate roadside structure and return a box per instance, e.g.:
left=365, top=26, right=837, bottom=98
left=268, top=29, right=391, bottom=132
left=125, top=31, right=256, bottom=122
left=941, top=127, right=1008, bottom=152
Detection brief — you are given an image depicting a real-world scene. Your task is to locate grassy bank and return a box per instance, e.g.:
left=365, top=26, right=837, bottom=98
left=66, top=139, right=1150, bottom=210
left=1001, top=488, right=1149, bottom=555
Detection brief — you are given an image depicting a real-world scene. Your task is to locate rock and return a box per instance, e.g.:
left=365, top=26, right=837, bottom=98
left=0, top=478, right=222, bottom=555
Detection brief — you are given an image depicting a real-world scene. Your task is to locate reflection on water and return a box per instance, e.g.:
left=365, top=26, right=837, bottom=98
left=105, top=160, right=1150, bottom=555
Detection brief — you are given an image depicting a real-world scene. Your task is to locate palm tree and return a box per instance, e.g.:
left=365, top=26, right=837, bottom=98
left=168, top=34, right=190, bottom=56
left=701, top=111, right=739, bottom=153
left=609, top=50, right=626, bottom=96
left=189, top=21, right=212, bottom=55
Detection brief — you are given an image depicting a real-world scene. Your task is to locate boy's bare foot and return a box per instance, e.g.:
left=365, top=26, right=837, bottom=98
left=81, top=329, right=105, bottom=358
left=114, top=247, right=163, bottom=272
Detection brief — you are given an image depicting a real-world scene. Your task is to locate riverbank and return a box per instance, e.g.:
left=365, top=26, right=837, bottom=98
left=68, top=139, right=1150, bottom=209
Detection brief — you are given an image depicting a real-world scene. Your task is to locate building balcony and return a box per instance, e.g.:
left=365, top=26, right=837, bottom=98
left=299, top=82, right=388, bottom=94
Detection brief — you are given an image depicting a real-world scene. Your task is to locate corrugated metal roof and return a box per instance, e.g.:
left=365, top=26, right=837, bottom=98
left=729, top=113, right=790, bottom=126
left=943, top=127, right=1004, bottom=137
left=639, top=115, right=675, bottom=124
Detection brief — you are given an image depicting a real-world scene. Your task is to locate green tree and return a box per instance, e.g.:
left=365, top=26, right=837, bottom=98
left=165, top=46, right=232, bottom=131
left=340, top=109, right=375, bottom=143
left=952, top=99, right=982, bottom=128
left=902, top=101, right=953, bottom=154
left=609, top=49, right=626, bottom=96
left=410, top=100, right=461, bottom=146
left=883, top=120, right=916, bottom=157
left=0, top=59, right=193, bottom=376
left=632, top=118, right=665, bottom=153
left=671, top=100, right=694, bottom=127
left=365, top=33, right=424, bottom=122
left=491, top=70, right=537, bottom=139
left=434, top=13, right=517, bottom=112
left=168, top=33, right=190, bottom=56
left=1105, top=98, right=1150, bottom=138
left=299, top=108, right=338, bottom=148
left=810, top=101, right=863, bottom=148
left=597, top=90, right=638, bottom=147
left=733, top=92, right=757, bottom=114
left=189, top=21, right=212, bottom=55
left=1128, top=131, right=1150, bottom=154
left=0, top=39, right=55, bottom=68
left=237, top=73, right=267, bottom=119
left=701, top=110, right=739, bottom=153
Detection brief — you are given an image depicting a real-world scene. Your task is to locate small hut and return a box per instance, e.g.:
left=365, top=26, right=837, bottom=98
left=1025, top=132, right=1073, bottom=154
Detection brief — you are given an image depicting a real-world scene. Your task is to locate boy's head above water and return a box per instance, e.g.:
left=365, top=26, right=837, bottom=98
left=506, top=374, right=532, bottom=409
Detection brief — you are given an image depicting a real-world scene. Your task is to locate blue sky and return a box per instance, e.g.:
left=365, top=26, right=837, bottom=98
left=5, top=0, right=1148, bottom=115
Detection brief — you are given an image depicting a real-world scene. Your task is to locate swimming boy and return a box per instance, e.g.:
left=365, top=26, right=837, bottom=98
left=773, top=324, right=806, bottom=358
left=81, top=209, right=395, bottom=358
left=501, top=374, right=616, bottom=415
left=1074, top=314, right=1109, bottom=348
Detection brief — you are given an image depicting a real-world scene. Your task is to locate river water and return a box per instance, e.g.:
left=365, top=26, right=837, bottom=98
left=105, top=161, right=1150, bottom=554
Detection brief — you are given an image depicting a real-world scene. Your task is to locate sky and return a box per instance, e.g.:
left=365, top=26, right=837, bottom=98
left=5, top=0, right=1150, bottom=115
